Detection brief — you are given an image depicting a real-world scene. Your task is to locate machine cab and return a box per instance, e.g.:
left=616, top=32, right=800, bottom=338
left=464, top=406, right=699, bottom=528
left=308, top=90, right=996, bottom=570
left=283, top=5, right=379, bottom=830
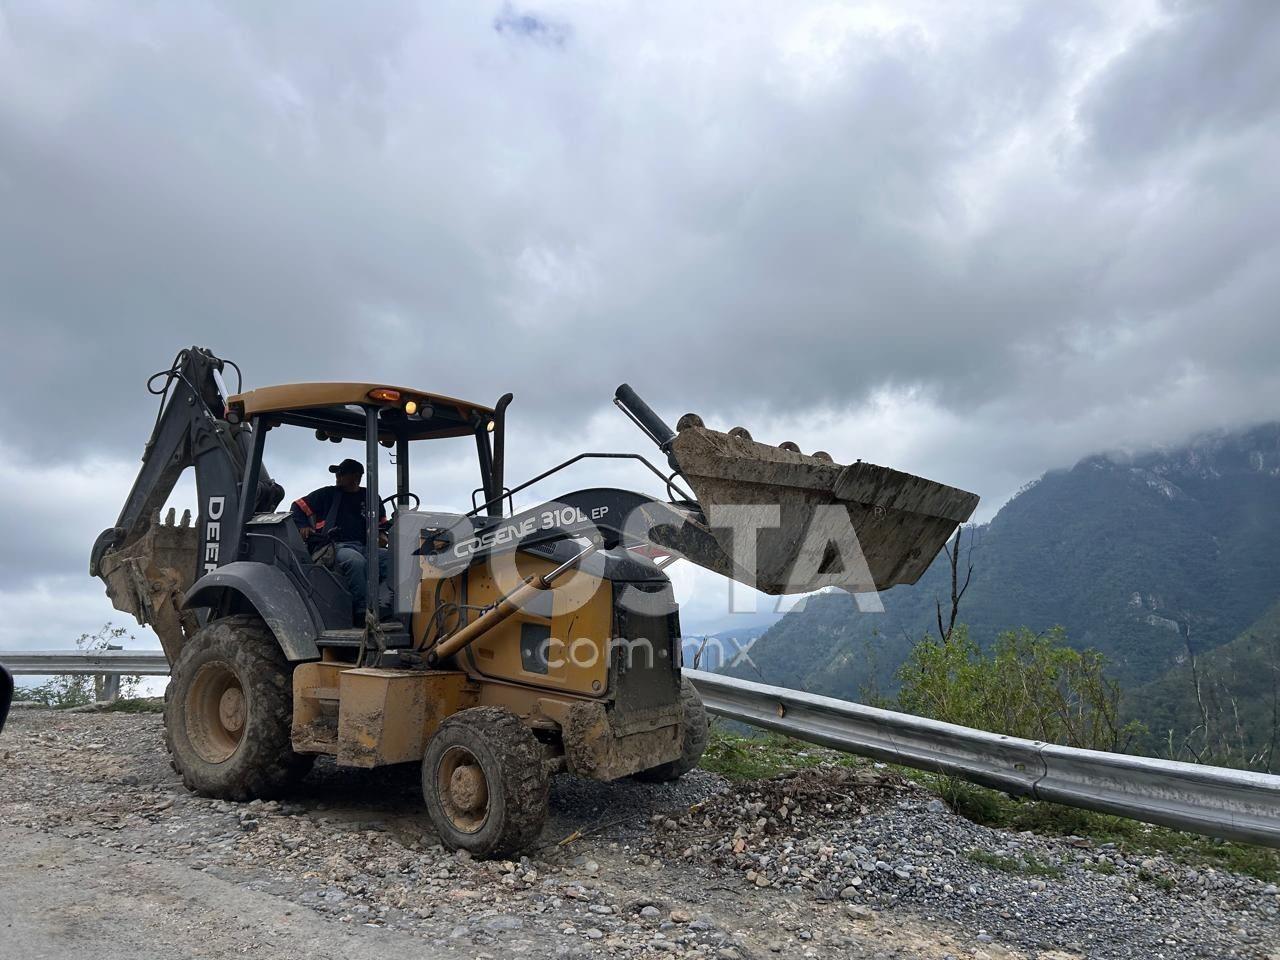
left=221, top=382, right=514, bottom=638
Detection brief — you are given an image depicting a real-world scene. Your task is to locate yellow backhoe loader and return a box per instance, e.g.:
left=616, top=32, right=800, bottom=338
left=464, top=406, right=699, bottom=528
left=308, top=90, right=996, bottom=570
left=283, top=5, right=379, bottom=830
left=91, top=347, right=978, bottom=856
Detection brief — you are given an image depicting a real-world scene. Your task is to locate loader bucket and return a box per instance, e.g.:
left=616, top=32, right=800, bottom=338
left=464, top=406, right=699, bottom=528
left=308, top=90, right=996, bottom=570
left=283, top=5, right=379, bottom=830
left=652, top=426, right=979, bottom=595
left=95, top=509, right=200, bottom=664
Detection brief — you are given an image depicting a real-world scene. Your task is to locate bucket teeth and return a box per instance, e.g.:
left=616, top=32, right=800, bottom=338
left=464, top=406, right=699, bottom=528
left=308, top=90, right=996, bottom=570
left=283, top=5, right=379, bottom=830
left=778, top=441, right=801, bottom=453
left=727, top=426, right=752, bottom=440
left=677, top=413, right=704, bottom=431
left=95, top=518, right=200, bottom=664
left=811, top=451, right=833, bottom=462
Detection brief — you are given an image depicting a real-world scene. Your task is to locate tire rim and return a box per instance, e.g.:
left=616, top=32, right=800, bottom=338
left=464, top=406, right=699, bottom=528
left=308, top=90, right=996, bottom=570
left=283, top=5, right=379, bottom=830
left=434, top=745, right=490, bottom=834
left=186, top=661, right=246, bottom=763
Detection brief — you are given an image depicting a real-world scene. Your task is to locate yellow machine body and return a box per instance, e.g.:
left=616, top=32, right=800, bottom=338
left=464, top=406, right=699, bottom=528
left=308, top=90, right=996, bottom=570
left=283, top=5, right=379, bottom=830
left=291, top=549, right=685, bottom=777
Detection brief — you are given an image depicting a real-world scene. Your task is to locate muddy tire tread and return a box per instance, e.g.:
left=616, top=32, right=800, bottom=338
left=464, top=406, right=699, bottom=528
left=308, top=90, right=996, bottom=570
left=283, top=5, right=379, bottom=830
left=423, top=706, right=549, bottom=858
left=165, top=614, right=312, bottom=800
left=633, top=676, right=708, bottom=782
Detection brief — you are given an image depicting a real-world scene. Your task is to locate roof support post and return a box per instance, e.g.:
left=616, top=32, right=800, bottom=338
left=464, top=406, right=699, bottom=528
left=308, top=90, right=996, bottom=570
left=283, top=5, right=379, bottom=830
left=395, top=433, right=410, bottom=506
left=474, top=421, right=498, bottom=516
left=232, top=416, right=268, bottom=560
left=364, top=406, right=380, bottom=626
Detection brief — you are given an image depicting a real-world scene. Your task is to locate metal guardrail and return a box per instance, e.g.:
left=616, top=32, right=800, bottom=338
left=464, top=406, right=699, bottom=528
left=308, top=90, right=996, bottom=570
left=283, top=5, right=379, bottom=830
left=1, top=649, right=170, bottom=703
left=684, top=669, right=1280, bottom=849
left=2, top=649, right=171, bottom=676
left=2, top=651, right=1276, bottom=847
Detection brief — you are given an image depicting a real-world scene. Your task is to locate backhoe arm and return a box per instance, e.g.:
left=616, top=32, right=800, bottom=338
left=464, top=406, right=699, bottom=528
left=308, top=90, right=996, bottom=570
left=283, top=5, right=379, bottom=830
left=90, top=347, right=282, bottom=662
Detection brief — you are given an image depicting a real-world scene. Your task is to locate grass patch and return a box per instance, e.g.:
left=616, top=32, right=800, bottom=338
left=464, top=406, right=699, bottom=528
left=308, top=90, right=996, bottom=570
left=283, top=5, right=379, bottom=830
left=99, top=697, right=165, bottom=714
left=1138, top=867, right=1177, bottom=892
left=913, top=774, right=1280, bottom=884
left=966, top=849, right=1064, bottom=878
left=700, top=724, right=863, bottom=782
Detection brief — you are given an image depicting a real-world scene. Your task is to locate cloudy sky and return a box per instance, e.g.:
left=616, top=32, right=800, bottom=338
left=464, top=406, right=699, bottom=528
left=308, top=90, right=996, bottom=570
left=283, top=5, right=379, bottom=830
left=1, top=0, right=1277, bottom=651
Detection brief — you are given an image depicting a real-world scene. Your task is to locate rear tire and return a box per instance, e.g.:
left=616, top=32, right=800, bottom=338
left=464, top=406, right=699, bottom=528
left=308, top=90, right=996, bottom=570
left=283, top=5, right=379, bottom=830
left=165, top=615, right=313, bottom=800
left=422, top=707, right=549, bottom=858
left=634, top=677, right=708, bottom=782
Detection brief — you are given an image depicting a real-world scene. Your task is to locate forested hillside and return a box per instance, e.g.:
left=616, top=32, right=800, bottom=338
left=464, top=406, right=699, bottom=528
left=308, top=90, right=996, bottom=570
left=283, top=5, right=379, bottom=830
left=727, top=424, right=1280, bottom=765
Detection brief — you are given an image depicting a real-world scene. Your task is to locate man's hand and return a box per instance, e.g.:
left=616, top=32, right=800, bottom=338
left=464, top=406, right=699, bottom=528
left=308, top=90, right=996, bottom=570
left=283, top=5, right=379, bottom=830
left=300, top=526, right=315, bottom=541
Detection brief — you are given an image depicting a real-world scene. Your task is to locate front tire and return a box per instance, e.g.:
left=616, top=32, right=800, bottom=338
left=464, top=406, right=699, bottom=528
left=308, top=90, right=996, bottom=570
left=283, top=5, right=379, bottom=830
left=422, top=707, right=549, bottom=858
left=634, top=677, right=708, bottom=782
left=165, top=615, right=313, bottom=800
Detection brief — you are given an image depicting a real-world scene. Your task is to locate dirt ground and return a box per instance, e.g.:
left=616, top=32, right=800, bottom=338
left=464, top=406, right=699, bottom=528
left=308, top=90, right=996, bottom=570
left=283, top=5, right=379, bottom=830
left=1, top=707, right=1276, bottom=960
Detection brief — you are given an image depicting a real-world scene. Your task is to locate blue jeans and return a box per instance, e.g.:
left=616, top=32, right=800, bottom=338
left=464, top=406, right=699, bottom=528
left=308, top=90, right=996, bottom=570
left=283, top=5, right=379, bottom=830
left=335, top=542, right=390, bottom=614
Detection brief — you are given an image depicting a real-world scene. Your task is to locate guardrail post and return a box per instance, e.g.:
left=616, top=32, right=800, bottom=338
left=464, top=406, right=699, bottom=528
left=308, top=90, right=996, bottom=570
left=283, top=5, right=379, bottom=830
left=94, top=645, right=122, bottom=703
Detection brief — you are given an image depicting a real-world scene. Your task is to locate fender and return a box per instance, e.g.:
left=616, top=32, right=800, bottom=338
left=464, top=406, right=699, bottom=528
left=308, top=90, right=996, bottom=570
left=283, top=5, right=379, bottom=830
left=184, top=562, right=321, bottom=662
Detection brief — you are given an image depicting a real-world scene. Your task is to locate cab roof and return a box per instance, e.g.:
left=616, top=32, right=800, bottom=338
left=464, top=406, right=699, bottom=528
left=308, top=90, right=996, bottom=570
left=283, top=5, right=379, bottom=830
left=228, top=382, right=494, bottom=442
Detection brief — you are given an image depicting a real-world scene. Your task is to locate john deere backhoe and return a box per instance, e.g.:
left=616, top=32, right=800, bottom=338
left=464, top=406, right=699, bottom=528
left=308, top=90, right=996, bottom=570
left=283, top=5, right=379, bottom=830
left=92, top=347, right=978, bottom=856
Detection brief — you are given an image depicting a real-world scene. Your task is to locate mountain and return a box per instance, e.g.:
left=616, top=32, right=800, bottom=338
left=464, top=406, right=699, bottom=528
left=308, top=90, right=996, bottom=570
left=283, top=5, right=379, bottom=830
left=1129, top=600, right=1280, bottom=770
left=681, top=617, right=777, bottom=673
left=727, top=424, right=1280, bottom=732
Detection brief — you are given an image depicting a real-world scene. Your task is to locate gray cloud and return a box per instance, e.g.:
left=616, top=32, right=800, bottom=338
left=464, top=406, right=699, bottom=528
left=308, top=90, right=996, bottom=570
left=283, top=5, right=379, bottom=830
left=1, top=0, right=1277, bottom=643
left=1081, top=0, right=1280, bottom=168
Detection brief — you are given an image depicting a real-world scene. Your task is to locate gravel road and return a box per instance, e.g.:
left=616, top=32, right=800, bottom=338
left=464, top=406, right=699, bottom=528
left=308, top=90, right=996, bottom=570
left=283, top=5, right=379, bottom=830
left=1, top=825, right=491, bottom=960
left=1, top=706, right=1276, bottom=959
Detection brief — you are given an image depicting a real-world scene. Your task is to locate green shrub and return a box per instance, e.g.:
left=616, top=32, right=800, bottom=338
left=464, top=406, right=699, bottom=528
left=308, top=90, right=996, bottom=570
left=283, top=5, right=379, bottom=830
left=896, top=625, right=1145, bottom=752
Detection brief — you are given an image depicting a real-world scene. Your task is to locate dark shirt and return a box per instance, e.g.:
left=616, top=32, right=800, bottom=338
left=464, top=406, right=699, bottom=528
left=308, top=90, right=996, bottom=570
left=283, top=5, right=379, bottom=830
left=291, top=486, right=386, bottom=544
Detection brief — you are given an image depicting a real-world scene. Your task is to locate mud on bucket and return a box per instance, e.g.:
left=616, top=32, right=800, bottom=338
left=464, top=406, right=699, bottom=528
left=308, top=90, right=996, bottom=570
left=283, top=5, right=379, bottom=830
left=93, top=510, right=201, bottom=664
left=651, top=426, right=980, bottom=596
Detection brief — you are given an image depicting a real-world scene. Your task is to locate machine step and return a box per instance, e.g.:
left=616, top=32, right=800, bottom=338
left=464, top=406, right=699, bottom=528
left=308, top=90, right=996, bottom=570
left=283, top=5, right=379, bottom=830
left=317, top=624, right=412, bottom=648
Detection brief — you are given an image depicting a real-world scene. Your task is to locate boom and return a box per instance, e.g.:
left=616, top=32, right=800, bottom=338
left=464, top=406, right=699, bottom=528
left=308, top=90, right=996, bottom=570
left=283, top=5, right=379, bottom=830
left=90, top=347, right=283, bottom=661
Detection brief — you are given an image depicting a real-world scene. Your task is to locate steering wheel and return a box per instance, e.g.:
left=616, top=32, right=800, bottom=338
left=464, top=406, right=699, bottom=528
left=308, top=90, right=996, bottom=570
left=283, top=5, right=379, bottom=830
left=382, top=492, right=421, bottom=513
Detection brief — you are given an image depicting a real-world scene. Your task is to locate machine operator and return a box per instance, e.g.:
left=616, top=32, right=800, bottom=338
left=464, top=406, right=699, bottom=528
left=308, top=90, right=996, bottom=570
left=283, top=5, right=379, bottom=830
left=291, top=458, right=390, bottom=620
